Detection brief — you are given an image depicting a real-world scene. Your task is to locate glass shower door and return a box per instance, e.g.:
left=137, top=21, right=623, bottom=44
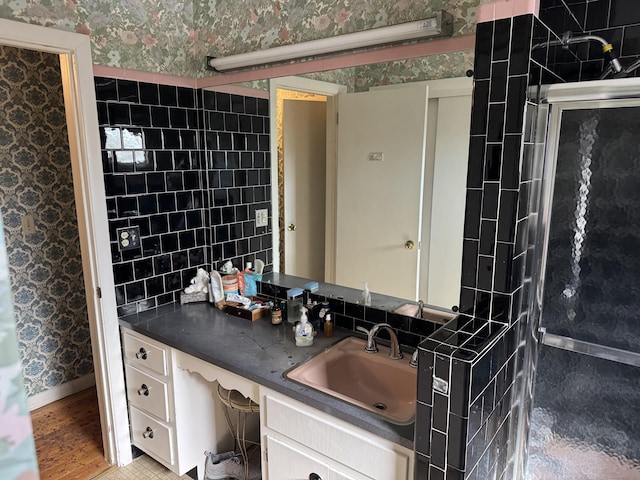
left=525, top=102, right=640, bottom=479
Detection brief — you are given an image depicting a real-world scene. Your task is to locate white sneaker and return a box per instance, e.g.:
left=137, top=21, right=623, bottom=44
left=204, top=452, right=261, bottom=480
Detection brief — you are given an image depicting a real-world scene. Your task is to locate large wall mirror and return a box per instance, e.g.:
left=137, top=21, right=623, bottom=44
left=207, top=51, right=474, bottom=312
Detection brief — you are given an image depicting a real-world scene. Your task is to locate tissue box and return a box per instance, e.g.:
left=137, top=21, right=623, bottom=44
left=180, top=291, right=209, bottom=304
left=224, top=296, right=271, bottom=321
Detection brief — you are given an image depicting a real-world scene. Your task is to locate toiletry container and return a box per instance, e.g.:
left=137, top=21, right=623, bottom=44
left=295, top=309, right=314, bottom=347
left=324, top=313, right=333, bottom=338
left=362, top=282, right=371, bottom=306
left=286, top=287, right=304, bottom=324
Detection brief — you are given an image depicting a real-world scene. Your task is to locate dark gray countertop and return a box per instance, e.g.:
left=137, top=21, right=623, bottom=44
left=119, top=302, right=414, bottom=449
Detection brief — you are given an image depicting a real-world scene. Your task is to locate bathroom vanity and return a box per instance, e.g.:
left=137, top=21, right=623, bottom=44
left=120, top=303, right=415, bottom=480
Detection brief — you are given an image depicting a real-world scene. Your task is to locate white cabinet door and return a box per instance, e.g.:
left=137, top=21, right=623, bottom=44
left=266, top=435, right=366, bottom=480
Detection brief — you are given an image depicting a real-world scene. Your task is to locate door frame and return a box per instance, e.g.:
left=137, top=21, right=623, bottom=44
left=0, top=19, right=130, bottom=466
left=269, top=76, right=347, bottom=281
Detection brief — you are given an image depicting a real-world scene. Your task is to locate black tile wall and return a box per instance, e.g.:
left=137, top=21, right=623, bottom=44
left=418, top=4, right=640, bottom=479
left=257, top=277, right=440, bottom=349
left=96, top=77, right=272, bottom=316
left=414, top=14, right=540, bottom=480
left=539, top=0, right=640, bottom=81
left=202, top=90, right=272, bottom=271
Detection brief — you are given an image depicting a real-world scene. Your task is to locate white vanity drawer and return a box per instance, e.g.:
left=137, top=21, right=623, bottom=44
left=125, top=364, right=170, bottom=422
left=266, top=434, right=366, bottom=480
left=130, top=406, right=174, bottom=466
left=123, top=330, right=168, bottom=376
left=264, top=393, right=411, bottom=480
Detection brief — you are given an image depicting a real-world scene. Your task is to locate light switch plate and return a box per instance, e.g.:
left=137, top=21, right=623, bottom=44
left=255, top=208, right=269, bottom=227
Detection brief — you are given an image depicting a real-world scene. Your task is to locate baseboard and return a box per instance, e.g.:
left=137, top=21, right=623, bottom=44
left=28, top=374, right=96, bottom=411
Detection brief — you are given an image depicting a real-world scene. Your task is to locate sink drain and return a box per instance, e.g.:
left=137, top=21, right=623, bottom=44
left=373, top=402, right=387, bottom=411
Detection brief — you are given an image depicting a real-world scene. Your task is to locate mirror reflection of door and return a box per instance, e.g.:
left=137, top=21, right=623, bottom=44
left=282, top=96, right=327, bottom=279
left=335, top=86, right=428, bottom=300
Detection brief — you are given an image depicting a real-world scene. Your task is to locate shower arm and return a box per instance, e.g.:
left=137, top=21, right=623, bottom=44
left=535, top=31, right=624, bottom=75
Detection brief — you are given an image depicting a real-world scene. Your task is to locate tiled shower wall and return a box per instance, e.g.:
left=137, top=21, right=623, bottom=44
left=540, top=0, right=640, bottom=81
left=96, top=78, right=272, bottom=317
left=415, top=2, right=640, bottom=479
left=0, top=46, right=93, bottom=397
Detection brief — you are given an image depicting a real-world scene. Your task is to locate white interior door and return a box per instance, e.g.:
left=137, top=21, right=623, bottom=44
left=283, top=99, right=327, bottom=280
left=335, top=85, right=428, bottom=299
left=422, top=94, right=471, bottom=309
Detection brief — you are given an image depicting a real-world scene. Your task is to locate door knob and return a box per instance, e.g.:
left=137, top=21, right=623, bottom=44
left=288, top=223, right=297, bottom=231
left=405, top=240, right=415, bottom=250
left=142, top=426, right=154, bottom=439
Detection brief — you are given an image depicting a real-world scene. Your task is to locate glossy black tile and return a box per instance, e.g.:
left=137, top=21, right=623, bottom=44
left=447, top=414, right=468, bottom=470
left=481, top=182, right=499, bottom=220
left=505, top=76, right=528, bottom=134
left=474, top=22, right=494, bottom=80
left=494, top=242, right=514, bottom=293
left=510, top=15, right=534, bottom=75
left=139, top=82, right=160, bottom=105
left=130, top=105, right=151, bottom=127
left=470, top=80, right=490, bottom=135
left=415, top=402, right=432, bottom=454
left=95, top=77, right=117, bottom=101
left=487, top=103, right=505, bottom=143
left=490, top=61, right=508, bottom=102
left=463, top=190, right=482, bottom=239
left=125, top=281, right=145, bottom=303
left=108, top=103, right=130, bottom=125
left=461, top=240, right=479, bottom=288
left=117, top=79, right=139, bottom=103
left=177, top=87, right=195, bottom=108
left=113, top=263, right=134, bottom=284
left=492, top=18, right=512, bottom=61
left=501, top=135, right=522, bottom=189
left=610, top=0, right=640, bottom=27
left=484, top=143, right=502, bottom=181
left=479, top=220, right=497, bottom=256
left=158, top=85, right=177, bottom=106
left=497, top=190, right=519, bottom=243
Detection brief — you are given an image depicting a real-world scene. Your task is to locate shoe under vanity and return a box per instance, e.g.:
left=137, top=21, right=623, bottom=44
left=120, top=305, right=415, bottom=480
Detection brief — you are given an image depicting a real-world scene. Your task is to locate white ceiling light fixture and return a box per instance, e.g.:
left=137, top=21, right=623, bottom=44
left=207, top=11, right=453, bottom=72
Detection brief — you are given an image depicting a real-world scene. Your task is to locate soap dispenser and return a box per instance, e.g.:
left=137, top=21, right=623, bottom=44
left=295, top=308, right=314, bottom=347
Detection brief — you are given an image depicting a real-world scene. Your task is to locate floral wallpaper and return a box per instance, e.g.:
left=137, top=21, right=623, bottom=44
left=0, top=0, right=196, bottom=77
left=0, top=0, right=478, bottom=78
left=0, top=211, right=39, bottom=479
left=0, top=45, right=93, bottom=398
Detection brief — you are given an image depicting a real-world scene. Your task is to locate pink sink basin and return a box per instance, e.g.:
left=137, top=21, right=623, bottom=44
left=285, top=336, right=417, bottom=425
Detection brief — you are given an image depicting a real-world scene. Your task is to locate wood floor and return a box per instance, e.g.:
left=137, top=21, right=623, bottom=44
left=31, top=387, right=110, bottom=480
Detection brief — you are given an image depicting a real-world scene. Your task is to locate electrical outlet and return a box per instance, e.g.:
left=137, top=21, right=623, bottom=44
left=255, top=208, right=269, bottom=228
left=117, top=226, right=141, bottom=251
left=21, top=214, right=36, bottom=235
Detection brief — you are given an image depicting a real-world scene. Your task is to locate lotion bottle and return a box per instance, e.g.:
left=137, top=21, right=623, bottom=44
left=295, top=308, right=314, bottom=347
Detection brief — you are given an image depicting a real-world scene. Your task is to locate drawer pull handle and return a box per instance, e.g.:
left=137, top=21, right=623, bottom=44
left=309, top=474, right=322, bottom=480
left=135, top=347, right=148, bottom=360
left=142, top=426, right=154, bottom=439
left=137, top=384, right=149, bottom=396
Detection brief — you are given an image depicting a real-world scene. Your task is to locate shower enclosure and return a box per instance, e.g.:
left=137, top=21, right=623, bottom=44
left=517, top=79, right=640, bottom=479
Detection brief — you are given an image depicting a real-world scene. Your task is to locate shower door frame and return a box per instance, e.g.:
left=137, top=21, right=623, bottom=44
left=515, top=77, right=640, bottom=479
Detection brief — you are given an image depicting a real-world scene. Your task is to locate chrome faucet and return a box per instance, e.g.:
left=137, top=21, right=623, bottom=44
left=416, top=300, right=424, bottom=319
left=356, top=323, right=403, bottom=360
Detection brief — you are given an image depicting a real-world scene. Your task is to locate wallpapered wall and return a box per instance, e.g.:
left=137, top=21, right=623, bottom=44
left=0, top=213, right=39, bottom=480
left=0, top=46, right=93, bottom=398
left=0, top=0, right=480, bottom=77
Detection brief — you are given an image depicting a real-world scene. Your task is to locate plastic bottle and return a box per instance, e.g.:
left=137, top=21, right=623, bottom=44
left=362, top=282, right=371, bottom=306
left=287, top=287, right=304, bottom=324
left=295, top=308, right=314, bottom=347
left=324, top=313, right=333, bottom=338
